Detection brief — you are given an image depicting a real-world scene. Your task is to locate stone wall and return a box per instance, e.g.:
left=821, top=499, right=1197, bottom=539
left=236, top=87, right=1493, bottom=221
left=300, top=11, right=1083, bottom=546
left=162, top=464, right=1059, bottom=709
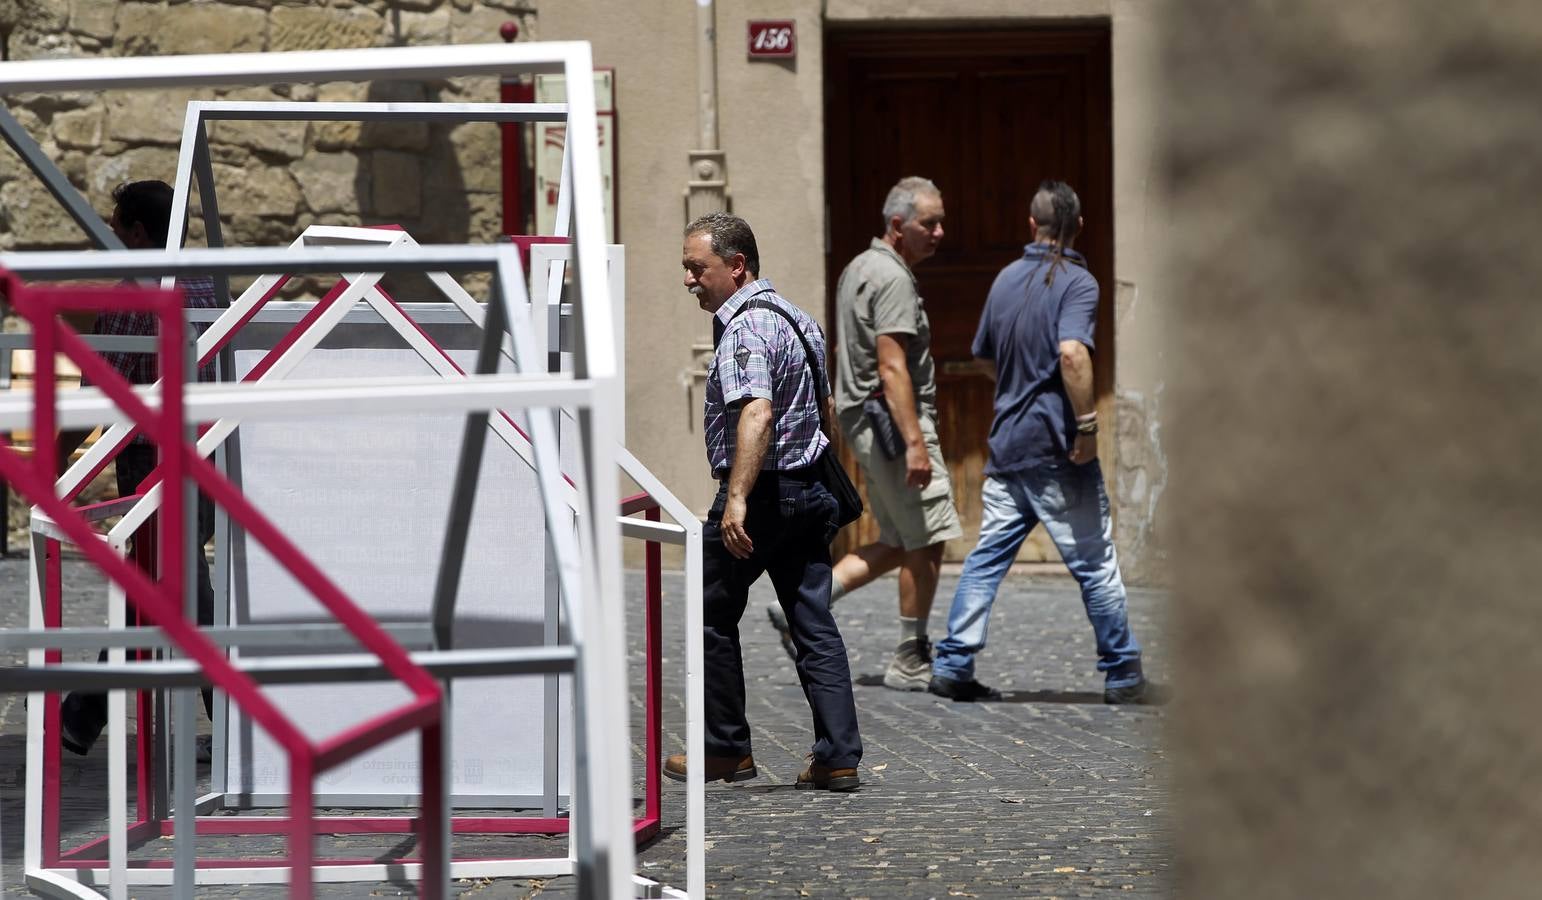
left=1164, top=0, right=1542, bottom=896
left=0, top=0, right=536, bottom=298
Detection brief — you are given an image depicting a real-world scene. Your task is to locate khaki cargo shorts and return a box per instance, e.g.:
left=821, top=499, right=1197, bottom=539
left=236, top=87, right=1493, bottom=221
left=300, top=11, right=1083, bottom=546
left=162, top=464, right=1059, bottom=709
left=844, top=412, right=963, bottom=551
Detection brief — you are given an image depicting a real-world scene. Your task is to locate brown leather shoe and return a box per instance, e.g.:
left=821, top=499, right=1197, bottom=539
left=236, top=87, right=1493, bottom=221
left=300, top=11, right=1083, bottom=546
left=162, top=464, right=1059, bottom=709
left=796, top=760, right=860, bottom=792
left=662, top=753, right=757, bottom=783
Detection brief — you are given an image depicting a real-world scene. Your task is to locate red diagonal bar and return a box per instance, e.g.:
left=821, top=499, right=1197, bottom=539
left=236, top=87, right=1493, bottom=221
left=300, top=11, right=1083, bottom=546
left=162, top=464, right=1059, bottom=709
left=195, top=274, right=290, bottom=372
left=57, top=273, right=292, bottom=503
left=9, top=272, right=452, bottom=894
left=314, top=694, right=440, bottom=773
left=22, top=279, right=437, bottom=700
left=122, top=276, right=351, bottom=500
left=0, top=445, right=312, bottom=755
left=240, top=277, right=349, bottom=383
left=371, top=284, right=577, bottom=489
left=178, top=451, right=439, bottom=699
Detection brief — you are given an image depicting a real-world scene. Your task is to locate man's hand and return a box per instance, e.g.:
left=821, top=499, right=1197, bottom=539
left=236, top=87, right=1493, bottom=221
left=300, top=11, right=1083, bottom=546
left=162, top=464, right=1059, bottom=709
left=904, top=441, right=932, bottom=489
left=1069, top=432, right=1098, bottom=465
left=720, top=494, right=754, bottom=559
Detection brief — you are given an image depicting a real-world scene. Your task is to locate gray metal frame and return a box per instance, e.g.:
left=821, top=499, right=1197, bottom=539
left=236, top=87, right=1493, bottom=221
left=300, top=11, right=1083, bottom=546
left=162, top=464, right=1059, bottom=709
left=207, top=297, right=576, bottom=813
left=2, top=241, right=586, bottom=899
left=0, top=39, right=687, bottom=898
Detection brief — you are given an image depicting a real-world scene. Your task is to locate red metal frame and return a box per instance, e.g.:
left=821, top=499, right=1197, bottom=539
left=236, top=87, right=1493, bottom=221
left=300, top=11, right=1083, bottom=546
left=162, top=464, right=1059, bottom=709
left=1, top=274, right=444, bottom=900
left=500, top=51, right=534, bottom=237
left=15, top=272, right=668, bottom=884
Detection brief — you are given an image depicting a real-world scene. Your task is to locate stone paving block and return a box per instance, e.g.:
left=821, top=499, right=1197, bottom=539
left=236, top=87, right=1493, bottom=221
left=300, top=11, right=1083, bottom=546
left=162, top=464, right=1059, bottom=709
left=0, top=559, right=1169, bottom=897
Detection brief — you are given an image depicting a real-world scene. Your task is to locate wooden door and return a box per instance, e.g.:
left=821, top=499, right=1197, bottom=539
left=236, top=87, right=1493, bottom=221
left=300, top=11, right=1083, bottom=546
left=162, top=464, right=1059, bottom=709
left=825, top=26, right=1114, bottom=562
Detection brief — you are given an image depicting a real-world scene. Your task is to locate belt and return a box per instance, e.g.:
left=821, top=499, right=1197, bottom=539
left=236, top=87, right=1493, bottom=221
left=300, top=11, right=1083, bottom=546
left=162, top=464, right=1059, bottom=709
left=713, top=464, right=819, bottom=483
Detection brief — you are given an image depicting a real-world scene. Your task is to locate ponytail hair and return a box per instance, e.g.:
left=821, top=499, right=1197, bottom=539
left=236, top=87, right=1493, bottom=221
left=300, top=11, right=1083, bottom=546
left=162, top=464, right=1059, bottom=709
left=1028, top=180, right=1082, bottom=287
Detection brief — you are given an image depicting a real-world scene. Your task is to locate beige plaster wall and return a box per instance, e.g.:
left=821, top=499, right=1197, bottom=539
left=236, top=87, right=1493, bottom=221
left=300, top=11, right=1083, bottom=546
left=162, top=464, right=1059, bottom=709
left=547, top=0, right=1169, bottom=582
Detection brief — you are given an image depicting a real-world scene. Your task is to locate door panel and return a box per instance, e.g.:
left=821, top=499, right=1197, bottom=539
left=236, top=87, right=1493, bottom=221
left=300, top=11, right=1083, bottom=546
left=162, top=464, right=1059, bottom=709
left=825, top=26, right=1113, bottom=563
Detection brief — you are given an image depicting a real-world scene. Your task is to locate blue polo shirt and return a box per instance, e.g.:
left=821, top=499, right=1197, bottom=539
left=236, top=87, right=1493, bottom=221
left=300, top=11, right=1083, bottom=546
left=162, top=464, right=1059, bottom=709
left=972, top=244, right=1098, bottom=474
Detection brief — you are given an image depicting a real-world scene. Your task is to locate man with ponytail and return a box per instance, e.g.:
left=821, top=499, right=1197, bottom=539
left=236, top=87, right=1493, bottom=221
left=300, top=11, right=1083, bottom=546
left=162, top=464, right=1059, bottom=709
left=928, top=181, right=1148, bottom=704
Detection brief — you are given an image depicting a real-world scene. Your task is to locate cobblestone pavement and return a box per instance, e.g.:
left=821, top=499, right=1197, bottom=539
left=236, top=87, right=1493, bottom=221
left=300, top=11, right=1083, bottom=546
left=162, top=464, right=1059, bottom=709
left=0, top=557, right=1171, bottom=898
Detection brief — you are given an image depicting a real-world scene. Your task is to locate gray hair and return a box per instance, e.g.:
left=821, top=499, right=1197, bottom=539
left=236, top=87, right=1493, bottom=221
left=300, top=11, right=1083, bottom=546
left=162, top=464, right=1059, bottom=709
left=684, top=211, right=760, bottom=277
left=881, top=176, right=940, bottom=230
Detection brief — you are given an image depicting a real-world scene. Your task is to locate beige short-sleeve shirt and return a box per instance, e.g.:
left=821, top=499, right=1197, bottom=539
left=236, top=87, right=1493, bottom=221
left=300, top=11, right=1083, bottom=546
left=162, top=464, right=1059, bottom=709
left=832, top=238, right=938, bottom=428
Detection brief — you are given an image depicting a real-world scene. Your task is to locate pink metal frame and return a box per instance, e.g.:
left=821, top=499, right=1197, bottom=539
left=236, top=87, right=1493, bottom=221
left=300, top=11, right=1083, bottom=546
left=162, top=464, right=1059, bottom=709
left=19, top=272, right=666, bottom=881
left=2, top=273, right=446, bottom=899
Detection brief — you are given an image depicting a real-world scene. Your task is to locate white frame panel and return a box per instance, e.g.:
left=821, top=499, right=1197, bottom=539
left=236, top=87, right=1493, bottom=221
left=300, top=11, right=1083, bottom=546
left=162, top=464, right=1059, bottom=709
left=0, top=39, right=689, bottom=900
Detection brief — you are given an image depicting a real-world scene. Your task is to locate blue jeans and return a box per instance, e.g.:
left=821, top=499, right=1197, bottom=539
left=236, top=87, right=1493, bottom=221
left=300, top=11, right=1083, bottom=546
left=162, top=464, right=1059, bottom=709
left=932, top=461, right=1142, bottom=687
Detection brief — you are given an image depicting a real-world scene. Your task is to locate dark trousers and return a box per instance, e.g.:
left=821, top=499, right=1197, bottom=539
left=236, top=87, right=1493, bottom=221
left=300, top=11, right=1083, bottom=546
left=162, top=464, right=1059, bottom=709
left=703, top=471, right=863, bottom=768
left=62, top=444, right=216, bottom=743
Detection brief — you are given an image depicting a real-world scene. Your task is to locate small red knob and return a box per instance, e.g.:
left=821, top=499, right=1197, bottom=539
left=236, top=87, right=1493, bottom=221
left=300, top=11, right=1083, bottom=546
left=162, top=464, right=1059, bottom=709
left=499, top=21, right=520, bottom=43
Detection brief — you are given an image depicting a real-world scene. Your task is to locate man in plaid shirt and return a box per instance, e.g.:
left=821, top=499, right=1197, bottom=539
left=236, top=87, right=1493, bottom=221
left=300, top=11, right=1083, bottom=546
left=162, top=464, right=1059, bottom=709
left=59, top=180, right=224, bottom=758
left=662, top=212, right=864, bottom=792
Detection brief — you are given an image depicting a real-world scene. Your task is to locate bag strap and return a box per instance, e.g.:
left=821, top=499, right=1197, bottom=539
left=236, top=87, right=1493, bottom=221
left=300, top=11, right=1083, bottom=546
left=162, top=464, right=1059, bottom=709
left=728, top=296, right=834, bottom=434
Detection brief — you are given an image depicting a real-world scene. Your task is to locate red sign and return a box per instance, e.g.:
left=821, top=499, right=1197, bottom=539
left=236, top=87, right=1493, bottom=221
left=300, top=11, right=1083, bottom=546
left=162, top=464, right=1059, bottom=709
left=747, top=20, right=796, bottom=59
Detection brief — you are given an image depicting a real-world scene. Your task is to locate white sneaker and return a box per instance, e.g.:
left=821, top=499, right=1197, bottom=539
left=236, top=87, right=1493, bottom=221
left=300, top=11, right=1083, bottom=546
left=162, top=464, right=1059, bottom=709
left=882, top=638, right=933, bottom=691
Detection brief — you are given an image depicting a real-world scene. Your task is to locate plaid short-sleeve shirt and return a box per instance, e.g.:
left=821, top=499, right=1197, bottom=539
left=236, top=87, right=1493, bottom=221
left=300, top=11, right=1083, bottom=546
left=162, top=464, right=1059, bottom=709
left=92, top=275, right=223, bottom=385
left=704, top=279, right=830, bottom=475
left=89, top=276, right=224, bottom=444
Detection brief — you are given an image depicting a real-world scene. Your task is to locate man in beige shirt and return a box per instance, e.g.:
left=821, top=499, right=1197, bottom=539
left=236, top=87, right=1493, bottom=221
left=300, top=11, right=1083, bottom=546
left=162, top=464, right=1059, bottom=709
left=768, top=176, right=962, bottom=690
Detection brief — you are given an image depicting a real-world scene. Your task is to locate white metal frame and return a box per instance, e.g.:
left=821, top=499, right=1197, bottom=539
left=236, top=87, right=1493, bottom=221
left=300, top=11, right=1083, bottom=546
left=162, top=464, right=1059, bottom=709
left=0, top=41, right=703, bottom=900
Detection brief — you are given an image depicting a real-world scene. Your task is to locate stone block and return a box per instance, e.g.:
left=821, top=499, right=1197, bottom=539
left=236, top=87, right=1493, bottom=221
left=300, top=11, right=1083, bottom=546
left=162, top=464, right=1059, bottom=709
left=308, top=82, right=374, bottom=151
left=12, top=0, right=67, bottom=32
left=7, top=28, right=73, bottom=60
left=316, top=82, right=369, bottom=104
left=105, top=89, right=204, bottom=147
left=16, top=89, right=96, bottom=116
left=208, top=143, right=251, bottom=167
left=227, top=213, right=307, bottom=248
left=0, top=177, right=91, bottom=249
left=68, top=0, right=114, bottom=39
left=444, top=121, right=501, bottom=194
left=291, top=152, right=364, bottom=215
left=209, top=118, right=306, bottom=160
left=450, top=4, right=523, bottom=44
left=311, top=120, right=362, bottom=152
left=212, top=162, right=300, bottom=219
left=200, top=86, right=313, bottom=158
left=269, top=5, right=383, bottom=52
left=52, top=106, right=103, bottom=150
left=116, top=2, right=265, bottom=55
left=370, top=150, right=420, bottom=219
left=358, top=119, right=429, bottom=153
left=87, top=144, right=180, bottom=208
left=399, top=7, right=450, bottom=43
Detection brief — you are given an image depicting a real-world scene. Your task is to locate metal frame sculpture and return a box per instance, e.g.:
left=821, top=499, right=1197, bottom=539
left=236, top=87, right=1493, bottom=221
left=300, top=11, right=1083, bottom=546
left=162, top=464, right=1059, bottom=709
left=0, top=41, right=705, bottom=900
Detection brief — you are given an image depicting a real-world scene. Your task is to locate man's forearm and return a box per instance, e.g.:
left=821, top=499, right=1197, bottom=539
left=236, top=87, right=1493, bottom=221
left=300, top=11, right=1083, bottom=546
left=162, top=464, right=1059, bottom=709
left=1060, top=342, right=1096, bottom=418
left=727, top=399, right=773, bottom=500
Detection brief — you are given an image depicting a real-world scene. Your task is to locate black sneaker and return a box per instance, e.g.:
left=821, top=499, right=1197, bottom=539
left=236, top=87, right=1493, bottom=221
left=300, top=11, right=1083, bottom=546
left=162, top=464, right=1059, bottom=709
left=928, top=674, right=1002, bottom=702
left=60, top=713, right=98, bottom=757
left=1103, top=660, right=1150, bottom=705
left=59, top=694, right=103, bottom=756
left=766, top=605, right=797, bottom=661
left=1104, top=678, right=1153, bottom=705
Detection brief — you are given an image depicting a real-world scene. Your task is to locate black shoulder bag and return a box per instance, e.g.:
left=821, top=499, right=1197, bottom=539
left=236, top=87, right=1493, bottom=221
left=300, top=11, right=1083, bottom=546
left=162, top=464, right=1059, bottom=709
left=730, top=298, right=864, bottom=529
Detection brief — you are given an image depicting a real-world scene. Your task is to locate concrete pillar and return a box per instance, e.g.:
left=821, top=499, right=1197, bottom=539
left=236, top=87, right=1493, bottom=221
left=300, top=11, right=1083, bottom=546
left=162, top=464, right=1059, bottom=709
left=1163, top=2, right=1542, bottom=897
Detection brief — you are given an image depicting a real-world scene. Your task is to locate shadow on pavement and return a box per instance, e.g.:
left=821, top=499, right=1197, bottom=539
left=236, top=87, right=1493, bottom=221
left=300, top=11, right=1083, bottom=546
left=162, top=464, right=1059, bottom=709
left=852, top=674, right=1169, bottom=708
